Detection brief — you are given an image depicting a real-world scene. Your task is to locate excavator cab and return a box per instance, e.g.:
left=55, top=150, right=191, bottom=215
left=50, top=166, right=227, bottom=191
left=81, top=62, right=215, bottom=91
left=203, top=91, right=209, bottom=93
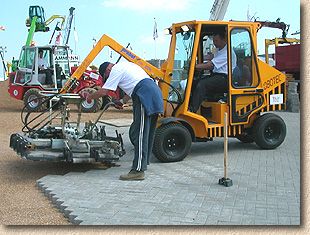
left=13, top=45, right=72, bottom=88
left=13, top=46, right=56, bottom=87
left=26, top=6, right=49, bottom=32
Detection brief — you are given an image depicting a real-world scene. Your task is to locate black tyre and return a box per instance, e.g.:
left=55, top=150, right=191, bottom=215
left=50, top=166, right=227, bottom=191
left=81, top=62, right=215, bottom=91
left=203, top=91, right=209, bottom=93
left=129, top=123, right=135, bottom=146
left=80, top=87, right=103, bottom=113
left=253, top=113, right=286, bottom=149
left=236, top=132, right=254, bottom=143
left=153, top=123, right=192, bottom=162
left=23, top=88, right=47, bottom=112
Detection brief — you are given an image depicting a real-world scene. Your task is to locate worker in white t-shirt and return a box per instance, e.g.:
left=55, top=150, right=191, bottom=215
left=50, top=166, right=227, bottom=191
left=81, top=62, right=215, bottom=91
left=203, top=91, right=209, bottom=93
left=80, top=61, right=163, bottom=180
left=189, top=32, right=236, bottom=112
left=38, top=49, right=53, bottom=85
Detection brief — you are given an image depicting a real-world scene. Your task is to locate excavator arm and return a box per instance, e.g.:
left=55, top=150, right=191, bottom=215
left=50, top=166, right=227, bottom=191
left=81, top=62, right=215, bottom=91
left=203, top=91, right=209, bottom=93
left=44, top=15, right=66, bottom=30
left=60, top=34, right=164, bottom=93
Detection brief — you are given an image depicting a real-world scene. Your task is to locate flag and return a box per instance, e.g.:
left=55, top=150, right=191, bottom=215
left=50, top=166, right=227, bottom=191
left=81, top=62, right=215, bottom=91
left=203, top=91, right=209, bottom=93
left=153, top=18, right=158, bottom=40
left=74, top=27, right=78, bottom=43
left=0, top=26, right=5, bottom=31
left=247, top=5, right=251, bottom=21
left=55, top=32, right=62, bottom=45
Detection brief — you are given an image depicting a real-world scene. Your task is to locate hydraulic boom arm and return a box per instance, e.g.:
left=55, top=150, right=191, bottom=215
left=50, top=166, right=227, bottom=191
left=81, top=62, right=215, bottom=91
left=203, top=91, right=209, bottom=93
left=257, top=20, right=289, bottom=38
left=60, top=34, right=164, bottom=93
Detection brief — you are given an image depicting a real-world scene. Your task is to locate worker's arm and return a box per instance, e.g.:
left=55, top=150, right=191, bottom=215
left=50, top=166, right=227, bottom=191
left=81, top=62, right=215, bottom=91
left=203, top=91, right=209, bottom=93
left=80, top=87, right=109, bottom=101
left=80, top=88, right=125, bottom=109
left=195, top=60, right=214, bottom=70
left=89, top=88, right=109, bottom=100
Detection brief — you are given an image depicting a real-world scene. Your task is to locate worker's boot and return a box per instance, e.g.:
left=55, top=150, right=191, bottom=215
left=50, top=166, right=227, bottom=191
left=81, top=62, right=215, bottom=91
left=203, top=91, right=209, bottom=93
left=119, top=170, right=145, bottom=181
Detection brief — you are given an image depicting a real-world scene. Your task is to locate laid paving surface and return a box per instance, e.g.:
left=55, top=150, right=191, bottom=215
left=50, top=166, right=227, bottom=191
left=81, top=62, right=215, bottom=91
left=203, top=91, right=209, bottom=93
left=37, top=112, right=300, bottom=225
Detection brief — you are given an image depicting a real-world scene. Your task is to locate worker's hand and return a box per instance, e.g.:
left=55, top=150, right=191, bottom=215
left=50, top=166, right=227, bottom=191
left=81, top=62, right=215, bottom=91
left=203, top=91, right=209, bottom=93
left=79, top=91, right=92, bottom=103
left=205, top=53, right=214, bottom=61
left=122, top=94, right=131, bottom=104
left=112, top=98, right=124, bottom=110
left=195, top=61, right=214, bottom=71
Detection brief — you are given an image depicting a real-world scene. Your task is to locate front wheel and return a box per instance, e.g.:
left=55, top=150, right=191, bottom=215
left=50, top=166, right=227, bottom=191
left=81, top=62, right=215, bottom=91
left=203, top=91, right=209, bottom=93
left=23, top=88, right=47, bottom=112
left=153, top=123, right=192, bottom=162
left=253, top=113, right=286, bottom=149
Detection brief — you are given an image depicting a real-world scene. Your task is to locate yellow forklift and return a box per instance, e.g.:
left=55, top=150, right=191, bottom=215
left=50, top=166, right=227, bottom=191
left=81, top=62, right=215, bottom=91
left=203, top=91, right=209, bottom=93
left=151, top=21, right=287, bottom=162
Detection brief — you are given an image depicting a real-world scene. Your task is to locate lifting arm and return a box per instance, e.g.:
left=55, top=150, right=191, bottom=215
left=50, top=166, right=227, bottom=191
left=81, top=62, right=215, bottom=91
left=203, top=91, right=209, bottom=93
left=44, top=15, right=66, bottom=30
left=26, top=16, right=39, bottom=46
left=257, top=20, right=290, bottom=38
left=60, top=34, right=164, bottom=93
left=256, top=20, right=293, bottom=64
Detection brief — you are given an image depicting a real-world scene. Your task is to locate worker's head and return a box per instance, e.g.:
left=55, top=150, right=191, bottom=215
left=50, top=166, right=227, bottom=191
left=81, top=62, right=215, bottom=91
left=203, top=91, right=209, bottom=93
left=38, top=49, right=44, bottom=58
left=212, top=31, right=227, bottom=49
left=99, top=62, right=112, bottom=82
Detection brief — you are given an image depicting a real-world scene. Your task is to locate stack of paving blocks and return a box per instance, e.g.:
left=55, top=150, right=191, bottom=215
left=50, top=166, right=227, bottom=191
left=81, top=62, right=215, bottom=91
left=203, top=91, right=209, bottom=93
left=286, top=74, right=300, bottom=113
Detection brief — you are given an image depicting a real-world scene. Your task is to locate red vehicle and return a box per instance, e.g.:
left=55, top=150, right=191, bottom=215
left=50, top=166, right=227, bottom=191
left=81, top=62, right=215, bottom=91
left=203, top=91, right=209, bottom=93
left=264, top=37, right=300, bottom=95
left=8, top=45, right=120, bottom=112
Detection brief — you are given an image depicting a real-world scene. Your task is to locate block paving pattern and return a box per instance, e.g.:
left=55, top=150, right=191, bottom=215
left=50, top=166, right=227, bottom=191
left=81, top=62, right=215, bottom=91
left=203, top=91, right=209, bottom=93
left=37, top=112, right=300, bottom=225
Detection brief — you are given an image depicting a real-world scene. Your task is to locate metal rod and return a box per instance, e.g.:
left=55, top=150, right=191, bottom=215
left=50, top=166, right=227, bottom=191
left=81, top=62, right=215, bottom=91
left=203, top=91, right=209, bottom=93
left=77, top=102, right=82, bottom=130
left=224, top=112, right=228, bottom=179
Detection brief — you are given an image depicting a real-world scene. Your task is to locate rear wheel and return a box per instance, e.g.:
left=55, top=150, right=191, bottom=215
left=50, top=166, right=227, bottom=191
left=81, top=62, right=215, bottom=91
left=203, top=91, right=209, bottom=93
left=80, top=87, right=103, bottom=113
left=253, top=113, right=286, bottom=149
left=23, top=88, right=47, bottom=112
left=153, top=123, right=192, bottom=162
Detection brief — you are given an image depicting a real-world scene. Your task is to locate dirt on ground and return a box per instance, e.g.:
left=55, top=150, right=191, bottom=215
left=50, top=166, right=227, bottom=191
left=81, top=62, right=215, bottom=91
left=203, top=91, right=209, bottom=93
left=0, top=80, right=132, bottom=225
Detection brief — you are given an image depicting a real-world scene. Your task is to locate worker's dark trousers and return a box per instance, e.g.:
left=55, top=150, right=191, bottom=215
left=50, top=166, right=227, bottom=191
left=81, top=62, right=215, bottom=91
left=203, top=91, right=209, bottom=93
left=190, top=73, right=227, bottom=112
left=129, top=95, right=158, bottom=172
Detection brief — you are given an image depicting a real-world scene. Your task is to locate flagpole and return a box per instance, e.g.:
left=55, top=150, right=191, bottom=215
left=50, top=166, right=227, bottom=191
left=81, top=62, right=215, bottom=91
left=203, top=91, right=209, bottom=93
left=155, top=38, right=157, bottom=60
left=153, top=17, right=158, bottom=61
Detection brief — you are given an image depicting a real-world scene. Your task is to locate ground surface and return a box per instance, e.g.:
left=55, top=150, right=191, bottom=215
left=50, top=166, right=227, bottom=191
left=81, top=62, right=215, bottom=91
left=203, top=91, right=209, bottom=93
left=0, top=80, right=132, bottom=225
left=0, top=80, right=300, bottom=225
left=37, top=112, right=300, bottom=225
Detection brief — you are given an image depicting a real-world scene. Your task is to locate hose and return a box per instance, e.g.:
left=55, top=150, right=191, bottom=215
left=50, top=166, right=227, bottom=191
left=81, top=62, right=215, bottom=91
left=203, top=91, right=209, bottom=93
left=21, top=94, right=61, bottom=133
left=79, top=100, right=117, bottom=139
left=156, top=78, right=182, bottom=116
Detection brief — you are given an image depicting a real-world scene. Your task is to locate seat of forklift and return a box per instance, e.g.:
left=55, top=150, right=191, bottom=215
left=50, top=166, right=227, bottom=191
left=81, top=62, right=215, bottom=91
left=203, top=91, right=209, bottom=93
left=200, top=100, right=226, bottom=123
left=193, top=72, right=227, bottom=103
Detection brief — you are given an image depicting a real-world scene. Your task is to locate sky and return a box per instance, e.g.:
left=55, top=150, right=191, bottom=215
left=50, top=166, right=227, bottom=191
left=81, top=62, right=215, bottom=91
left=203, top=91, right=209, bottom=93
left=0, top=0, right=300, bottom=71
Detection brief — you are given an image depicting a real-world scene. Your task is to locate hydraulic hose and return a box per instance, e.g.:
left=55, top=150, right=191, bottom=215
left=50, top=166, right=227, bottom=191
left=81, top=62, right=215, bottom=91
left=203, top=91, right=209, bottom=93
left=156, top=77, right=182, bottom=116
left=21, top=94, right=61, bottom=133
